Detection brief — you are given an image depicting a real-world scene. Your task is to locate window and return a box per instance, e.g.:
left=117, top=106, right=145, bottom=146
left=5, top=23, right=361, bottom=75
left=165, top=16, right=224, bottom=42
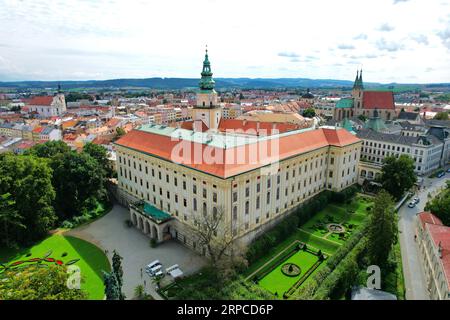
left=193, top=185, right=197, bottom=194
left=267, top=179, right=271, bottom=188
left=245, top=201, right=249, bottom=214
left=213, top=192, right=217, bottom=203
left=256, top=183, right=260, bottom=193
left=174, top=177, right=177, bottom=186
left=276, top=188, right=280, bottom=200
left=202, top=203, right=207, bottom=216
left=233, top=192, right=238, bottom=202
left=183, top=181, right=186, bottom=190
left=256, top=196, right=260, bottom=209
left=245, top=187, right=250, bottom=197
left=267, top=192, right=271, bottom=204
left=193, top=198, right=197, bottom=211
left=203, top=188, right=207, bottom=198
left=233, top=206, right=237, bottom=220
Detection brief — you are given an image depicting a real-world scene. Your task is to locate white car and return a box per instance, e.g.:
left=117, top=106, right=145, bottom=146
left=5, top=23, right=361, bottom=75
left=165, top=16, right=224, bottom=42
left=413, top=197, right=420, bottom=204
left=408, top=202, right=416, bottom=208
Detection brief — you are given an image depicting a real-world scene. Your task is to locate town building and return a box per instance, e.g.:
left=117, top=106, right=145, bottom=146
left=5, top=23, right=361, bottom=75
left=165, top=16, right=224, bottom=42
left=416, top=212, right=450, bottom=300
left=334, top=70, right=396, bottom=121
left=26, top=92, right=67, bottom=118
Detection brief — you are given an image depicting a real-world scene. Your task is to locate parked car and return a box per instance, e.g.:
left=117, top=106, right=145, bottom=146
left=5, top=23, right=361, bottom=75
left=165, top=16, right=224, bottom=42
left=408, top=202, right=416, bottom=208
left=437, top=172, right=445, bottom=178
left=413, top=197, right=420, bottom=204
left=447, top=168, right=450, bottom=173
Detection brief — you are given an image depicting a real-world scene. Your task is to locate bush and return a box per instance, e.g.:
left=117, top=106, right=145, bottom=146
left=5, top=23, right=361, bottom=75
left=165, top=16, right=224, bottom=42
left=124, top=219, right=133, bottom=228
left=61, top=220, right=74, bottom=229
left=150, top=238, right=157, bottom=248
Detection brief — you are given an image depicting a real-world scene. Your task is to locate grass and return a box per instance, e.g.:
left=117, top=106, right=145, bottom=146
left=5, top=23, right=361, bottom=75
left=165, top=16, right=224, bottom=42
left=247, top=196, right=373, bottom=296
left=0, top=235, right=110, bottom=300
left=383, top=240, right=406, bottom=299
left=258, top=250, right=319, bottom=296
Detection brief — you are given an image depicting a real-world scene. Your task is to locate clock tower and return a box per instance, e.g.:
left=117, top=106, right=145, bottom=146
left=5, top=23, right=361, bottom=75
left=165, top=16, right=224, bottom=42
left=192, top=47, right=222, bottom=130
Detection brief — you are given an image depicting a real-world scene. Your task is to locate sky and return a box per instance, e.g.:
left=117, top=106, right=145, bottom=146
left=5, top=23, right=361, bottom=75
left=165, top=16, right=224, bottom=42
left=0, top=0, right=449, bottom=83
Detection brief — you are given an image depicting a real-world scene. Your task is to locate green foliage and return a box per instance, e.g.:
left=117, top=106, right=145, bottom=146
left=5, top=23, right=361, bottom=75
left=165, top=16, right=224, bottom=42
left=111, top=250, right=125, bottom=300
left=433, top=112, right=449, bottom=120
left=65, top=92, right=94, bottom=102
left=174, top=267, right=273, bottom=300
left=313, top=238, right=367, bottom=299
left=367, top=190, right=397, bottom=267
left=380, top=155, right=416, bottom=200
left=82, top=142, right=113, bottom=178
left=425, top=181, right=450, bottom=225
left=0, top=193, right=25, bottom=248
left=0, top=264, right=88, bottom=300
left=25, top=140, right=71, bottom=159
left=134, top=284, right=145, bottom=299
left=103, top=270, right=121, bottom=300
left=302, top=108, right=316, bottom=118
left=51, top=151, right=107, bottom=220
left=0, top=153, right=56, bottom=245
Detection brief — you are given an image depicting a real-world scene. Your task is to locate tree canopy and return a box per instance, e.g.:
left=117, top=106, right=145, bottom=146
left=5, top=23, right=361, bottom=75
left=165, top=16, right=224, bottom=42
left=302, top=108, right=316, bottom=118
left=0, top=153, right=56, bottom=245
left=380, top=155, right=416, bottom=200
left=425, top=181, right=450, bottom=225
left=367, top=190, right=397, bottom=267
left=0, top=264, right=88, bottom=300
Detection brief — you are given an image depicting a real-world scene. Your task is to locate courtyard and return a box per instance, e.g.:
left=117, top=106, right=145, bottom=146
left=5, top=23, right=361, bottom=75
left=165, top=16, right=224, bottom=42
left=245, top=194, right=373, bottom=298
left=66, top=203, right=207, bottom=299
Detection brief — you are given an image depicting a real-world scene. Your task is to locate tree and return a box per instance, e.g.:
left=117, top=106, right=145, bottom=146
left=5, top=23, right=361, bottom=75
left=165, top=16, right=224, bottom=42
left=434, top=112, right=449, bottom=120
left=189, top=206, right=247, bottom=278
left=367, top=190, right=397, bottom=267
left=358, top=114, right=367, bottom=122
left=134, top=284, right=145, bottom=299
left=111, top=250, right=125, bottom=299
left=82, top=142, right=113, bottom=178
left=0, top=193, right=25, bottom=248
left=103, top=271, right=121, bottom=300
left=302, top=108, right=316, bottom=118
left=380, top=155, right=416, bottom=200
left=25, top=140, right=71, bottom=159
left=0, top=265, right=88, bottom=300
left=425, top=181, right=450, bottom=225
left=0, top=154, right=56, bottom=245
left=51, top=151, right=107, bottom=219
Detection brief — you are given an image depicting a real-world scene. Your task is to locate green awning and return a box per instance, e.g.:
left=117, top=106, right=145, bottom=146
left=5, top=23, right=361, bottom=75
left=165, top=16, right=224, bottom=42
left=143, top=202, right=171, bottom=221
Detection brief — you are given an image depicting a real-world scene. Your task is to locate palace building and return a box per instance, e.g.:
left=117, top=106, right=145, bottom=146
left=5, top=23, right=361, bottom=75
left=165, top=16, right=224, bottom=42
left=114, top=49, right=362, bottom=253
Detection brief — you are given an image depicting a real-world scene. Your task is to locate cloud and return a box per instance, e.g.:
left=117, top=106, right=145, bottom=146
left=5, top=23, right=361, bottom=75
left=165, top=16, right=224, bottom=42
left=353, top=33, right=368, bottom=40
left=425, top=67, right=434, bottom=72
left=375, top=38, right=404, bottom=51
left=377, top=23, right=395, bottom=32
left=437, top=27, right=450, bottom=49
left=393, top=0, right=410, bottom=4
left=278, top=52, right=300, bottom=58
left=290, top=58, right=300, bottom=62
left=337, top=44, right=355, bottom=50
left=410, top=34, right=429, bottom=45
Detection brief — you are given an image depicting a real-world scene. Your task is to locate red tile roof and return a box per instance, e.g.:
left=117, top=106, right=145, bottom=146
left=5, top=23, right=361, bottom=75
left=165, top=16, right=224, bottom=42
left=27, top=96, right=54, bottom=106
left=218, top=119, right=299, bottom=135
left=418, top=211, right=443, bottom=228
left=418, top=211, right=450, bottom=290
left=426, top=223, right=450, bottom=289
left=363, top=91, right=395, bottom=110
left=115, top=127, right=360, bottom=178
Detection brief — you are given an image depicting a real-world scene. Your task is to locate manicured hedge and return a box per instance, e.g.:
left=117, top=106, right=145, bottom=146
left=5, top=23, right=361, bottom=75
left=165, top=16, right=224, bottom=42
left=313, top=237, right=367, bottom=299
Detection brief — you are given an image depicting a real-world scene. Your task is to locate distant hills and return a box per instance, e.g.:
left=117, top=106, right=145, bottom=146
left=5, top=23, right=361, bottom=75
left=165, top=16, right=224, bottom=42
left=0, top=77, right=449, bottom=91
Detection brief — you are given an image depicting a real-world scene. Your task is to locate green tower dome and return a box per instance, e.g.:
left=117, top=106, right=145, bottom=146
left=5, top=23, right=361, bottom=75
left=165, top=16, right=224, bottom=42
left=199, top=47, right=215, bottom=91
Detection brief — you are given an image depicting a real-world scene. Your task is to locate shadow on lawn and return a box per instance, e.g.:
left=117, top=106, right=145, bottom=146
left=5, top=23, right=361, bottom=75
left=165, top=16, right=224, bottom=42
left=64, top=235, right=111, bottom=280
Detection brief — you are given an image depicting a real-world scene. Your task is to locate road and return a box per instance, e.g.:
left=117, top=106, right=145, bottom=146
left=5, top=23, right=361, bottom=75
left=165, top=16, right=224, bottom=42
left=398, top=173, right=449, bottom=300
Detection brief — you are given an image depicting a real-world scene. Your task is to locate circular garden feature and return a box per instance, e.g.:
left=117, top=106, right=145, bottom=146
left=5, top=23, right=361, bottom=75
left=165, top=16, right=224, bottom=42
left=327, top=223, right=345, bottom=234
left=281, top=263, right=301, bottom=277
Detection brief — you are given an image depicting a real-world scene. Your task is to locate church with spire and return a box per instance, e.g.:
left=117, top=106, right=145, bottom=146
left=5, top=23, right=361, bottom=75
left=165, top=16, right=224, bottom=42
left=191, top=47, right=222, bottom=131
left=334, top=69, right=396, bottom=122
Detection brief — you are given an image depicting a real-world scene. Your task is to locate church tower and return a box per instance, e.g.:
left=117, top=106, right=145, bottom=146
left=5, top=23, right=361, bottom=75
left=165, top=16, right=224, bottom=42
left=352, top=69, right=363, bottom=115
left=192, top=47, right=222, bottom=130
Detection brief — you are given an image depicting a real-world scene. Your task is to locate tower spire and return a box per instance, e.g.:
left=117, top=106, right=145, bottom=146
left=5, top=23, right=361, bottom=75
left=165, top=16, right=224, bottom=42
left=199, top=45, right=215, bottom=91
left=353, top=69, right=360, bottom=89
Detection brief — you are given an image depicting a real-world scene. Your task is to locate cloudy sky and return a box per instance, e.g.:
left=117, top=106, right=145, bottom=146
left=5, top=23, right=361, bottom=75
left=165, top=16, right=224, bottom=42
left=0, top=0, right=449, bottom=83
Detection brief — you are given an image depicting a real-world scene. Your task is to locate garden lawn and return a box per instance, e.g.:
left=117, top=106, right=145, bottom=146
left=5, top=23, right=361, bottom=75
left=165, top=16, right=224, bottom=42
left=258, top=250, right=319, bottom=296
left=0, top=235, right=110, bottom=300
